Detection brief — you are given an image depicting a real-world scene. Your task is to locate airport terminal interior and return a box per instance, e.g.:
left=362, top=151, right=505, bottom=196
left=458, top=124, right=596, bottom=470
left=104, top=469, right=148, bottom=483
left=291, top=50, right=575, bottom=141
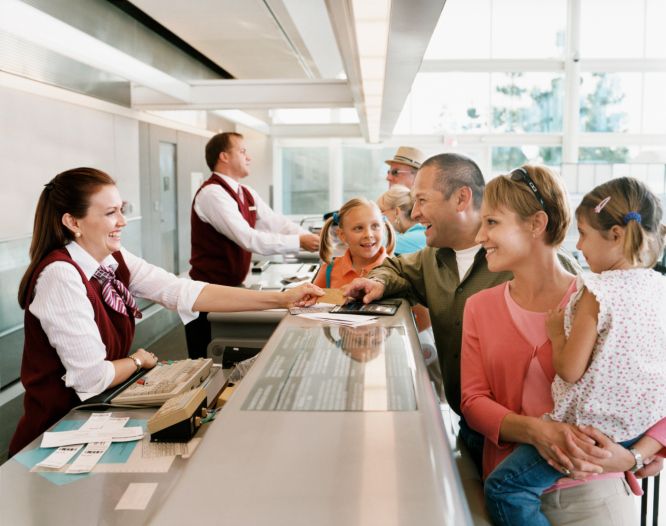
left=1, top=0, right=665, bottom=524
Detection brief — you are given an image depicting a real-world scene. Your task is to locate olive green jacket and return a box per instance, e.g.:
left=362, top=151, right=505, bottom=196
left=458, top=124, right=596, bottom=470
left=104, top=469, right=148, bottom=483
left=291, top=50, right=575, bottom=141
left=369, top=247, right=580, bottom=415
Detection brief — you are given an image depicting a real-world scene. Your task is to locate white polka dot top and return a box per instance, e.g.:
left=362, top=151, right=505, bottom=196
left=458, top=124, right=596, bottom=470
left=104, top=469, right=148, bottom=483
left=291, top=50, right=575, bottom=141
left=551, top=269, right=666, bottom=442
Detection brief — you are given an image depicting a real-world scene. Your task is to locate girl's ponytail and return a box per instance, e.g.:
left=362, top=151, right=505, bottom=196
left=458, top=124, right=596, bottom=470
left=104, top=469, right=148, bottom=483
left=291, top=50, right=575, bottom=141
left=319, top=217, right=336, bottom=264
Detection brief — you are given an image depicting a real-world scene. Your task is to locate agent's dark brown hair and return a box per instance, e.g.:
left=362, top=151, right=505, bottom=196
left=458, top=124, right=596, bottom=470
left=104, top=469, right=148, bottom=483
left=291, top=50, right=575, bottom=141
left=18, top=167, right=115, bottom=308
left=205, top=132, right=243, bottom=171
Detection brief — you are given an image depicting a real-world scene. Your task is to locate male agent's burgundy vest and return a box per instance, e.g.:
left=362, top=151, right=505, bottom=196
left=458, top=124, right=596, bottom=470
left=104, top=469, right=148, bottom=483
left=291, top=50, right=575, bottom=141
left=189, top=174, right=257, bottom=286
left=9, top=249, right=135, bottom=456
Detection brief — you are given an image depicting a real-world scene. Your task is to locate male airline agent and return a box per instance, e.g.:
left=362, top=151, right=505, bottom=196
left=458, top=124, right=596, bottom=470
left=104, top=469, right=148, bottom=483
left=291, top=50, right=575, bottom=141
left=186, top=132, right=320, bottom=359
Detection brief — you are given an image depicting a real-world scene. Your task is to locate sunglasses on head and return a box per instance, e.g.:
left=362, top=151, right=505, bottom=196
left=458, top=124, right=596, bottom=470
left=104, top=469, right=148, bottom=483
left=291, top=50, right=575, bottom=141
left=509, top=167, right=547, bottom=212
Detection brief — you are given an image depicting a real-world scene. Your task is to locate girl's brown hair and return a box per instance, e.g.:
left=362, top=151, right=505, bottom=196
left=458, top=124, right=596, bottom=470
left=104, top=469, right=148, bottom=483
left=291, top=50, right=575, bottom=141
left=18, top=167, right=116, bottom=308
left=576, top=177, right=665, bottom=267
left=319, top=198, right=395, bottom=264
left=484, top=164, right=571, bottom=246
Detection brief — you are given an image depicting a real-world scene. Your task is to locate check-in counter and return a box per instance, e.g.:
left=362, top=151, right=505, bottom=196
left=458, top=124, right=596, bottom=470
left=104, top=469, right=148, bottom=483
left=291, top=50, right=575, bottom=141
left=207, top=261, right=319, bottom=361
left=0, top=300, right=473, bottom=525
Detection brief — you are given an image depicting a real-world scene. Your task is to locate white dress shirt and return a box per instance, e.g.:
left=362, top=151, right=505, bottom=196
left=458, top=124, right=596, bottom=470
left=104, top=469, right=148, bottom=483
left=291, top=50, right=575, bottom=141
left=193, top=172, right=306, bottom=255
left=29, top=242, right=206, bottom=401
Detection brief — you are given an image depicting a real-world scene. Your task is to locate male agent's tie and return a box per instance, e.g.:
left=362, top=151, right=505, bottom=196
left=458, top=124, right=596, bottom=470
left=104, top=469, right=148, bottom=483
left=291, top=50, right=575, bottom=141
left=93, top=265, right=142, bottom=319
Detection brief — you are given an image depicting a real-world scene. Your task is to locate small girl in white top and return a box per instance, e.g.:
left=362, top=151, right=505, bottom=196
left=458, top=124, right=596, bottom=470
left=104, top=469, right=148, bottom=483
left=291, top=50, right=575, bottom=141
left=484, top=176, right=666, bottom=526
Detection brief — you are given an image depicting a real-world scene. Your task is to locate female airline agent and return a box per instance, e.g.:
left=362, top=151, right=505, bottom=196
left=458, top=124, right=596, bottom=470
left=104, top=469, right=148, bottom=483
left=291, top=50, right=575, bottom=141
left=9, top=167, right=323, bottom=456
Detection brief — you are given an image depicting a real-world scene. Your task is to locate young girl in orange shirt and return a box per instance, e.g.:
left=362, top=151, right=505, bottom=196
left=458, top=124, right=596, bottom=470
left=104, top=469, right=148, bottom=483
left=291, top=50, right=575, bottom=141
left=313, top=198, right=395, bottom=289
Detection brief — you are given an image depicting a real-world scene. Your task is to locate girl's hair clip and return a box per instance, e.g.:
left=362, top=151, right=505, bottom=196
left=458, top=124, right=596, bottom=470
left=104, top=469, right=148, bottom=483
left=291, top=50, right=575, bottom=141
left=594, top=196, right=611, bottom=213
left=332, top=211, right=340, bottom=225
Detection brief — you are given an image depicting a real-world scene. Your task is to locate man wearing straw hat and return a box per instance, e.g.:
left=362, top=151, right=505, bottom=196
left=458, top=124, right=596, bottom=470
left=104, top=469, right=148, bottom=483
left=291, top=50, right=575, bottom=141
left=385, top=146, right=425, bottom=188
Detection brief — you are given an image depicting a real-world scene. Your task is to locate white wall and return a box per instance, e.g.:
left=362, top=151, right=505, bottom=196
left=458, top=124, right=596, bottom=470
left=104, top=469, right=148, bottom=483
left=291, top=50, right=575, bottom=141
left=0, top=85, right=141, bottom=239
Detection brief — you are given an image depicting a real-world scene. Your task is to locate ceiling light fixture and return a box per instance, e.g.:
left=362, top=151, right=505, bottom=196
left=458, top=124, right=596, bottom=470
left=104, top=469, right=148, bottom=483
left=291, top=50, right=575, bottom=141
left=351, top=0, right=390, bottom=143
left=0, top=0, right=190, bottom=101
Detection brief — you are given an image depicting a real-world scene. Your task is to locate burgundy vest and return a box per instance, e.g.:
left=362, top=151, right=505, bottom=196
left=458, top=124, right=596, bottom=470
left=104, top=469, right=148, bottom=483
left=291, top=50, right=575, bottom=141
left=189, top=174, right=257, bottom=286
left=9, top=249, right=135, bottom=456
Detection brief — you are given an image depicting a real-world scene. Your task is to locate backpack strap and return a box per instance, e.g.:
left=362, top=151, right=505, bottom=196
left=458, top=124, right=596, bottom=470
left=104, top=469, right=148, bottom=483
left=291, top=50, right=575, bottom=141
left=325, top=258, right=335, bottom=288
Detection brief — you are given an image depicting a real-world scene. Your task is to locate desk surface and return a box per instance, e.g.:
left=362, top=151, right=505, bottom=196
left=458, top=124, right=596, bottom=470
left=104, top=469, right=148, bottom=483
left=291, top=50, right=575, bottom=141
left=243, top=261, right=319, bottom=290
left=1, top=301, right=472, bottom=526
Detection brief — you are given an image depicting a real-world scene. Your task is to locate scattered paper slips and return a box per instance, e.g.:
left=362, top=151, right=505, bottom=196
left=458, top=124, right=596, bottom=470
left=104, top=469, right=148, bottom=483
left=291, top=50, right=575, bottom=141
left=36, top=444, right=84, bottom=470
left=297, top=312, right=378, bottom=327
left=41, top=426, right=144, bottom=448
left=66, top=441, right=111, bottom=474
left=80, top=413, right=129, bottom=431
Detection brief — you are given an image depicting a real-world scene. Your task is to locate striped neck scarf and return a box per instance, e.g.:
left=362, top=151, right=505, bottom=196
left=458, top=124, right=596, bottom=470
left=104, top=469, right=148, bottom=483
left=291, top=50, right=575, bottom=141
left=93, top=265, right=142, bottom=319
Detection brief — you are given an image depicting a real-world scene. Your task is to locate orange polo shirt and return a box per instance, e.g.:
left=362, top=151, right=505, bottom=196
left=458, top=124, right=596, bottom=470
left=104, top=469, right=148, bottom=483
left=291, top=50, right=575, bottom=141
left=313, top=247, right=387, bottom=289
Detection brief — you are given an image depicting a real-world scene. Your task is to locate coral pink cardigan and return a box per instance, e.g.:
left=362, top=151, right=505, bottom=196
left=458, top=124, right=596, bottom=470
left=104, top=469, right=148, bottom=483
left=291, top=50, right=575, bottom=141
left=461, top=282, right=666, bottom=481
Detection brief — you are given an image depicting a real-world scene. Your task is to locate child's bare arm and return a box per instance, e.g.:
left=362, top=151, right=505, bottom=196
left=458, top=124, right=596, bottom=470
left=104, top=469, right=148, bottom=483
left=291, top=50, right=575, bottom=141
left=548, top=288, right=599, bottom=383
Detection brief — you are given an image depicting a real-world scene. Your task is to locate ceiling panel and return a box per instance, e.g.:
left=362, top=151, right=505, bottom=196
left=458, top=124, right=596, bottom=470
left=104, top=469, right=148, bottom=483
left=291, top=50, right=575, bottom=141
left=130, top=0, right=309, bottom=79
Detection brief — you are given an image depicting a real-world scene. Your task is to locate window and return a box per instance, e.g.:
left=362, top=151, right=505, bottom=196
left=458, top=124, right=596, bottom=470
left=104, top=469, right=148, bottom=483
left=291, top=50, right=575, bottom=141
left=580, top=0, right=644, bottom=58
left=642, top=73, right=666, bottom=133
left=491, top=73, right=564, bottom=133
left=342, top=146, right=394, bottom=203
left=578, top=147, right=632, bottom=164
left=424, top=0, right=492, bottom=59
left=490, top=0, right=565, bottom=58
left=279, top=142, right=419, bottom=214
left=491, top=146, right=562, bottom=176
left=646, top=0, right=666, bottom=58
left=394, top=73, right=491, bottom=134
left=579, top=73, right=642, bottom=133
left=281, top=147, right=329, bottom=214
left=424, top=0, right=565, bottom=59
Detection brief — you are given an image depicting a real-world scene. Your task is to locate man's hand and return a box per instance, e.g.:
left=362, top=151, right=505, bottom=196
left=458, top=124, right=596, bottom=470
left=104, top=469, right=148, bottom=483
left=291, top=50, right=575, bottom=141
left=299, top=233, right=320, bottom=252
left=635, top=456, right=663, bottom=478
left=341, top=278, right=385, bottom=304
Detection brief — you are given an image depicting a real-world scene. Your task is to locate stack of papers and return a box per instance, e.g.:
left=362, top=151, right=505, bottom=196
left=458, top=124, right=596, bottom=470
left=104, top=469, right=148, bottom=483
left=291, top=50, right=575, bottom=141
left=40, top=426, right=144, bottom=448
left=297, top=312, right=378, bottom=327
left=37, top=413, right=143, bottom=473
left=41, top=413, right=143, bottom=448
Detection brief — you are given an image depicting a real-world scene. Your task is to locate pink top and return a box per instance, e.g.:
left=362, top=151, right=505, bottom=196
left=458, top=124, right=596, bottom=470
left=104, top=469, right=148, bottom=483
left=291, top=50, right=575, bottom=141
left=504, top=284, right=553, bottom=417
left=461, top=281, right=666, bottom=493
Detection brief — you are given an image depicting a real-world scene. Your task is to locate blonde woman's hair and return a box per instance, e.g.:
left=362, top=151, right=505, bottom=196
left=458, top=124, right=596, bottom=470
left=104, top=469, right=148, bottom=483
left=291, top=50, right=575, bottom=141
left=576, top=177, right=665, bottom=267
left=484, top=164, right=571, bottom=246
left=377, top=184, right=414, bottom=218
left=319, top=197, right=396, bottom=264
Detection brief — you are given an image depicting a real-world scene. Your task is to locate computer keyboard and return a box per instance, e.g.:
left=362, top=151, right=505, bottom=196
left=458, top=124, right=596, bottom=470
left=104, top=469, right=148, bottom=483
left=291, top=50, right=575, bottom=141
left=112, top=358, right=213, bottom=406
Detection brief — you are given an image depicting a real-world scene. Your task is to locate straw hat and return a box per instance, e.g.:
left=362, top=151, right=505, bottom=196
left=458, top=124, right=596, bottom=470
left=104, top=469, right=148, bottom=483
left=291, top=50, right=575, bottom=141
left=385, top=146, right=425, bottom=170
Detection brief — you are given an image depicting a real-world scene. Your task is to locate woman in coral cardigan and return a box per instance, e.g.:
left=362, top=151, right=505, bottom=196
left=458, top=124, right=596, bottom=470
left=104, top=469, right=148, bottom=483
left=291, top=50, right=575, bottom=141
left=460, top=165, right=665, bottom=525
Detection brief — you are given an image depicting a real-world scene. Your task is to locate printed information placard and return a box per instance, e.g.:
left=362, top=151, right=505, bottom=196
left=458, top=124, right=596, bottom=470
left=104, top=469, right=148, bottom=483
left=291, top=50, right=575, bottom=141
left=242, top=326, right=417, bottom=411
